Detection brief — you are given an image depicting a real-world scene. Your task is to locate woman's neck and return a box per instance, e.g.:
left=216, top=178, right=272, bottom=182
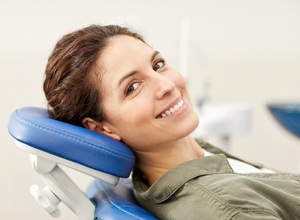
left=134, top=136, right=204, bottom=186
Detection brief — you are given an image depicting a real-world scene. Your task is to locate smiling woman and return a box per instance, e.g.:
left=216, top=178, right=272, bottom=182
left=82, top=35, right=199, bottom=154
left=43, top=24, right=300, bottom=219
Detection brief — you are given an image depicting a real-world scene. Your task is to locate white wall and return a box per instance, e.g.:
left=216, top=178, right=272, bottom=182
left=1, top=0, right=300, bottom=219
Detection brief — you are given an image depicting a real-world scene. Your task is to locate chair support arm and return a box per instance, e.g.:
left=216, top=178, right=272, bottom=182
left=30, top=155, right=96, bottom=220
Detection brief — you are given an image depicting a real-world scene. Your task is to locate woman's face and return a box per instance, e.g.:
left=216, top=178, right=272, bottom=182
left=97, top=35, right=199, bottom=151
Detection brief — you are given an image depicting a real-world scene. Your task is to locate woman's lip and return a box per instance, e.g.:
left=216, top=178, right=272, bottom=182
left=156, top=97, right=184, bottom=118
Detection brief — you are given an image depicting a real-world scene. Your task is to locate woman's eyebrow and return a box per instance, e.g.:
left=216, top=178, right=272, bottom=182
left=118, top=50, right=161, bottom=87
left=151, top=50, right=161, bottom=62
left=118, top=70, right=138, bottom=87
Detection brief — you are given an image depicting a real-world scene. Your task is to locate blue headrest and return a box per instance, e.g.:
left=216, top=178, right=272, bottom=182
left=8, top=107, right=135, bottom=178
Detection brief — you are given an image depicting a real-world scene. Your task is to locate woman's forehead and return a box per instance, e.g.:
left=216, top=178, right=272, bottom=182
left=99, top=36, right=154, bottom=76
left=106, top=35, right=152, bottom=59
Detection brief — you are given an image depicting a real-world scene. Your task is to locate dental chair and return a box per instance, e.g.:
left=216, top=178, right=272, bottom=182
left=8, top=107, right=158, bottom=220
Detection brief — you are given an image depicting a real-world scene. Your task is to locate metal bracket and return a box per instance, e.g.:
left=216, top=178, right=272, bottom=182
left=29, top=155, right=96, bottom=220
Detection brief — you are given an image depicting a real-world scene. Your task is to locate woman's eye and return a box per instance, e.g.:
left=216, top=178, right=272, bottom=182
left=126, top=82, right=139, bottom=95
left=153, top=59, right=166, bottom=71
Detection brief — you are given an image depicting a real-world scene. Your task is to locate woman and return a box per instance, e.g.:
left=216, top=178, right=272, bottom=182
left=44, top=24, right=300, bottom=219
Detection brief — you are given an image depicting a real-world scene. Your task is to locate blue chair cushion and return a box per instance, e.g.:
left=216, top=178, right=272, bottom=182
left=86, top=179, right=158, bottom=220
left=268, top=103, right=300, bottom=138
left=8, top=107, right=135, bottom=178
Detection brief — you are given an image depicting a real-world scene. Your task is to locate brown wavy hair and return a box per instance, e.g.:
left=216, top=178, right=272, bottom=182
left=44, top=24, right=144, bottom=126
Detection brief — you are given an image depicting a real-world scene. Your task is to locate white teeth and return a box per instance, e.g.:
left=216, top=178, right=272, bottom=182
left=160, top=99, right=184, bottom=118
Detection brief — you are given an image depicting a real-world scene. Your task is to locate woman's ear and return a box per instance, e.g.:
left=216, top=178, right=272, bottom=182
left=82, top=117, right=100, bottom=131
left=82, top=117, right=121, bottom=141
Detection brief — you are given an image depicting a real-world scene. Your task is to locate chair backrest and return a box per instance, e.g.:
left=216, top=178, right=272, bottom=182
left=87, top=178, right=158, bottom=219
left=8, top=107, right=157, bottom=219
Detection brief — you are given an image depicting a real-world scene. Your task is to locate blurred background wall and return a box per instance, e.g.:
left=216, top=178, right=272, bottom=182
left=1, top=0, right=300, bottom=219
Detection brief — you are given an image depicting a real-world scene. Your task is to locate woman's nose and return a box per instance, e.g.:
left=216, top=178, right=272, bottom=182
left=153, top=73, right=176, bottom=100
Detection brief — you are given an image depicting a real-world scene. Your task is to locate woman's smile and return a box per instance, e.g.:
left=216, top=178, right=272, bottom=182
left=156, top=97, right=186, bottom=119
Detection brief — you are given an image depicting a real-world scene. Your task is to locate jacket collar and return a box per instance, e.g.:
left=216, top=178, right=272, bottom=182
left=133, top=154, right=234, bottom=203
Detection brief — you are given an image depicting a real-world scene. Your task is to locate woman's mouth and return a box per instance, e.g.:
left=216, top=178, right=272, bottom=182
left=156, top=98, right=184, bottom=118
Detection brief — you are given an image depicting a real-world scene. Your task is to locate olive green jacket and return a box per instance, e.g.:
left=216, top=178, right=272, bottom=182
left=132, top=141, right=300, bottom=219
